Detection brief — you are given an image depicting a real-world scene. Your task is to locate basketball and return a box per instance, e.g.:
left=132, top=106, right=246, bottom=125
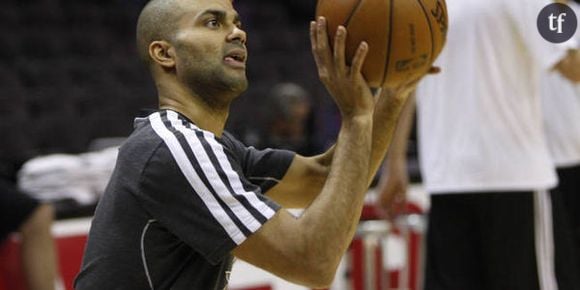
left=316, top=0, right=448, bottom=88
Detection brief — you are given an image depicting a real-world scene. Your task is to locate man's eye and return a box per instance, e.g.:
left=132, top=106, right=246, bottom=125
left=206, top=19, right=220, bottom=28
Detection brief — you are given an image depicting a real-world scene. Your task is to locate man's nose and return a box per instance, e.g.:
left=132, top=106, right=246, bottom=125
left=228, top=26, right=247, bottom=45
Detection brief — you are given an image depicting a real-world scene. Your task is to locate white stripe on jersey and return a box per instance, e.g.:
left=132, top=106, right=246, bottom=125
left=165, top=111, right=267, bottom=232
left=199, top=129, right=277, bottom=219
left=174, top=112, right=277, bottom=220
left=149, top=112, right=246, bottom=245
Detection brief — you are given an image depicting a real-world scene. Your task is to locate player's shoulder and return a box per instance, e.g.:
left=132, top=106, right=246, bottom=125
left=123, top=110, right=251, bottom=164
left=118, top=113, right=166, bottom=160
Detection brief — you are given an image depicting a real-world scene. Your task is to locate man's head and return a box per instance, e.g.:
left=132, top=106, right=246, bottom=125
left=136, top=0, right=248, bottom=106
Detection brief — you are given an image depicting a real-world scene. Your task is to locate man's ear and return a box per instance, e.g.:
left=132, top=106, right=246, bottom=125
left=149, top=40, right=176, bottom=68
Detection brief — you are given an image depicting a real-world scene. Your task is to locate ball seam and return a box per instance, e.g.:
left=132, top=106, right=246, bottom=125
left=416, top=0, right=436, bottom=70
left=344, top=0, right=365, bottom=28
left=381, top=0, right=396, bottom=86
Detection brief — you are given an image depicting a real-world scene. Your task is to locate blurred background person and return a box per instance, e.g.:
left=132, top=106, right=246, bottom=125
left=0, top=159, right=58, bottom=290
left=377, top=0, right=580, bottom=289
left=541, top=0, right=580, bottom=276
left=260, top=82, right=322, bottom=156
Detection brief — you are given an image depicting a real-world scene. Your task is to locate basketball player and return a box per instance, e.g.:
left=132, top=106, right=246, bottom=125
left=542, top=0, right=580, bottom=277
left=377, top=0, right=580, bottom=289
left=74, top=0, right=423, bottom=289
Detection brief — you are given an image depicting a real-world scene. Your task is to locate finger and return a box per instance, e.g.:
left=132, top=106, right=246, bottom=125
left=310, top=20, right=331, bottom=82
left=309, top=21, right=322, bottom=66
left=309, top=21, right=317, bottom=49
left=350, top=41, right=368, bottom=77
left=334, top=26, right=347, bottom=74
left=316, top=17, right=333, bottom=66
left=428, top=66, right=441, bottom=74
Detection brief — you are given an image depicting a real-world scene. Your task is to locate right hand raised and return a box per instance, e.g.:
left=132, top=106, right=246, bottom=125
left=310, top=17, right=375, bottom=118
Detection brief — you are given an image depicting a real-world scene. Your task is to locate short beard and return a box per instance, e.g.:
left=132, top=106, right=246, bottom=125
left=180, top=62, right=248, bottom=110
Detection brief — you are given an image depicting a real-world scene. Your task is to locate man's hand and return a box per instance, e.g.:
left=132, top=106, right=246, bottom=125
left=555, top=49, right=580, bottom=83
left=378, top=66, right=439, bottom=107
left=377, top=159, right=409, bottom=219
left=310, top=17, right=375, bottom=118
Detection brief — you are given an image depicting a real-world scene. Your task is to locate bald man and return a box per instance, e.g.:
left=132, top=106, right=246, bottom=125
left=73, top=0, right=423, bottom=289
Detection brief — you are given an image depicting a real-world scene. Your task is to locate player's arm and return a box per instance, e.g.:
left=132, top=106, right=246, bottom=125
left=547, top=2, right=579, bottom=82
left=376, top=93, right=416, bottom=216
left=265, top=152, right=332, bottom=208
left=554, top=48, right=580, bottom=83
left=232, top=18, right=375, bottom=288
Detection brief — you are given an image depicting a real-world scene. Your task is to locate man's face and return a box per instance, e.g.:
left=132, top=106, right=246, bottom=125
left=171, top=0, right=248, bottom=103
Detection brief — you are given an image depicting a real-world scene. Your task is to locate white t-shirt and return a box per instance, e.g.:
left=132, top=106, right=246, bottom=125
left=541, top=3, right=580, bottom=168
left=416, top=0, right=569, bottom=193
left=541, top=72, right=580, bottom=168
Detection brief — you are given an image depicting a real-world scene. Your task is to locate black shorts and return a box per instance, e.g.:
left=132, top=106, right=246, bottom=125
left=424, top=191, right=580, bottom=290
left=0, top=180, right=40, bottom=242
left=555, top=164, right=580, bottom=276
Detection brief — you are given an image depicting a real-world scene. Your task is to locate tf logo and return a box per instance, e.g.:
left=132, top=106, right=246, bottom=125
left=538, top=3, right=578, bottom=43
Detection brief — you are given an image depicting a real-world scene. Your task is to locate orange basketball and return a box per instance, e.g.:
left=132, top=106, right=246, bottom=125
left=316, top=0, right=448, bottom=88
